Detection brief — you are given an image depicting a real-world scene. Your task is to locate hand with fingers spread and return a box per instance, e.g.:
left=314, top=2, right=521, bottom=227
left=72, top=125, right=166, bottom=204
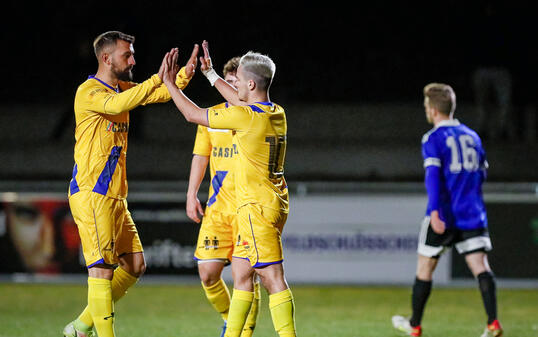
left=199, top=40, right=213, bottom=73
left=199, top=40, right=219, bottom=86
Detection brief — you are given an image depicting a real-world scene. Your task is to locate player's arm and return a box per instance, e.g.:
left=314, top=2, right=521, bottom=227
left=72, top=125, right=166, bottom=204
left=422, top=138, right=445, bottom=234
left=199, top=40, right=245, bottom=106
left=425, top=166, right=445, bottom=234
left=163, top=48, right=209, bottom=126
left=187, top=154, right=209, bottom=223
left=478, top=138, right=489, bottom=182
left=143, top=45, right=199, bottom=104
left=86, top=52, right=170, bottom=115
left=140, top=67, right=192, bottom=104
left=87, top=75, right=162, bottom=115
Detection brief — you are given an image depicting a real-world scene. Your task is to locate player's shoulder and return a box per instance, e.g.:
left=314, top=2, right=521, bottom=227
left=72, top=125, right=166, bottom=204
left=421, top=128, right=437, bottom=144
left=246, top=102, right=284, bottom=114
left=210, top=102, right=229, bottom=110
left=422, top=119, right=462, bottom=144
left=75, top=81, right=96, bottom=108
left=76, top=77, right=108, bottom=99
left=458, top=122, right=481, bottom=138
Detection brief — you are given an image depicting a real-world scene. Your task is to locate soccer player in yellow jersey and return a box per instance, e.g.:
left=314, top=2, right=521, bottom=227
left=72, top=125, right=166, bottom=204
left=162, top=43, right=296, bottom=337
left=187, top=56, right=261, bottom=337
left=63, top=31, right=198, bottom=337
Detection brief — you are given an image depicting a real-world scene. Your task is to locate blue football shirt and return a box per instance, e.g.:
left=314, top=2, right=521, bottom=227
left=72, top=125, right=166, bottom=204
left=421, top=119, right=488, bottom=230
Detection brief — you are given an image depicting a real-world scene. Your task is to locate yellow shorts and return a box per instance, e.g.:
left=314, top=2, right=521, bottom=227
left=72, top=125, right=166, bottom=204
left=69, top=190, right=143, bottom=267
left=194, top=208, right=244, bottom=262
left=233, top=203, right=288, bottom=268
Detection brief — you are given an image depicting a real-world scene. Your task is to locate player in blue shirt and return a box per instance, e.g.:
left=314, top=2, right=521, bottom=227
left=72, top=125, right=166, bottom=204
left=392, top=83, right=503, bottom=337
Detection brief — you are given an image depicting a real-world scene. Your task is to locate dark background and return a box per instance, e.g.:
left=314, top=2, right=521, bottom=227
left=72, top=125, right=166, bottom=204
left=3, top=0, right=535, bottom=105
left=0, top=0, right=536, bottom=182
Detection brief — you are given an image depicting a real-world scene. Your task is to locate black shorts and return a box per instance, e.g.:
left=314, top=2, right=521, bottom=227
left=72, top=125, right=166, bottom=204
left=417, top=216, right=492, bottom=258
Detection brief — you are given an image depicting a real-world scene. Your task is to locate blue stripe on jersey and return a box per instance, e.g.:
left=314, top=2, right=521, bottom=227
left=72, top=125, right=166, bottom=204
left=69, top=164, right=80, bottom=195
left=255, top=101, right=273, bottom=106
left=88, top=75, right=120, bottom=93
left=249, top=104, right=265, bottom=113
left=92, top=146, right=122, bottom=195
left=207, top=171, right=228, bottom=207
left=421, top=120, right=488, bottom=230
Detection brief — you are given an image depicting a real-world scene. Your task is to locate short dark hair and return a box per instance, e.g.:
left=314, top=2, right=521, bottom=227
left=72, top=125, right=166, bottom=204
left=423, top=83, right=456, bottom=116
left=93, top=31, right=135, bottom=58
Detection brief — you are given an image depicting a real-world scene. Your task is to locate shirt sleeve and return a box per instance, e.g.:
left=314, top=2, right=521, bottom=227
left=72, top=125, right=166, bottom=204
left=192, top=125, right=211, bottom=156
left=141, top=67, right=192, bottom=105
left=421, top=134, right=442, bottom=169
left=207, top=105, right=252, bottom=131
left=85, top=74, right=162, bottom=115
left=425, top=165, right=441, bottom=212
left=476, top=135, right=489, bottom=181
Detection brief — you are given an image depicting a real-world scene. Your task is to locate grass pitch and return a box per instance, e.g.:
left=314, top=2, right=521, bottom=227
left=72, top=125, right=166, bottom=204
left=0, top=283, right=537, bottom=337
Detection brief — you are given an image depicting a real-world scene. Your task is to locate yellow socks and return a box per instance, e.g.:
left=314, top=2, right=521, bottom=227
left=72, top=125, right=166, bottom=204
left=110, top=265, right=139, bottom=300
left=241, top=282, right=261, bottom=337
left=224, top=289, right=254, bottom=337
left=77, top=267, right=138, bottom=327
left=269, top=288, right=296, bottom=337
left=202, top=278, right=232, bottom=321
left=88, top=277, right=115, bottom=337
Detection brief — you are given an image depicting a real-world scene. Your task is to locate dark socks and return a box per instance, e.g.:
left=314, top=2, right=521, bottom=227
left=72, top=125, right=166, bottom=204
left=477, top=271, right=497, bottom=324
left=410, top=277, right=432, bottom=327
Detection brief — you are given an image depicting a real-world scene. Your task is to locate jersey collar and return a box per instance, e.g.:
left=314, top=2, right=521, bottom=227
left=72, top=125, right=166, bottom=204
left=88, top=75, right=120, bottom=93
left=436, top=119, right=460, bottom=128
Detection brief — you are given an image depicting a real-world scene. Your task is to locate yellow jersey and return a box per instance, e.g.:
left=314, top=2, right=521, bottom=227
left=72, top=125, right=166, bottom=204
left=69, top=68, right=191, bottom=199
left=193, top=102, right=238, bottom=215
left=207, top=102, right=288, bottom=213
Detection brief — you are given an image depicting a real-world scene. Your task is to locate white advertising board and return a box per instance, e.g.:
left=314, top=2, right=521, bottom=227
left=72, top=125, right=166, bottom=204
left=270, top=194, right=450, bottom=285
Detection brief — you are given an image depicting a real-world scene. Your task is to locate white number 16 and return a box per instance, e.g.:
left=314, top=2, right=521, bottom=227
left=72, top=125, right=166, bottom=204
left=446, top=135, right=479, bottom=173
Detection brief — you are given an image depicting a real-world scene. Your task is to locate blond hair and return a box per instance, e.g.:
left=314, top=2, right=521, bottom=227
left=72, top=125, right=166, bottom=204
left=423, top=83, right=456, bottom=116
left=239, top=51, right=276, bottom=91
left=223, top=56, right=240, bottom=77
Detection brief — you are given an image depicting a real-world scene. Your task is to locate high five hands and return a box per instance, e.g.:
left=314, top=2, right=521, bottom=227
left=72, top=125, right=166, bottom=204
left=158, top=44, right=199, bottom=83
left=162, top=48, right=180, bottom=85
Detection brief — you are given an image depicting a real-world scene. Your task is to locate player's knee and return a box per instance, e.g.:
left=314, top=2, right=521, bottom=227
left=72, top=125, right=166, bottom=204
left=257, top=268, right=287, bottom=294
left=88, top=265, right=114, bottom=280
left=199, top=270, right=221, bottom=287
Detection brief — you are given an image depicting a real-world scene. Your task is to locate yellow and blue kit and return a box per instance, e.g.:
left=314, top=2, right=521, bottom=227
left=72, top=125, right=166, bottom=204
left=69, top=68, right=191, bottom=267
left=193, top=102, right=243, bottom=262
left=207, top=101, right=288, bottom=268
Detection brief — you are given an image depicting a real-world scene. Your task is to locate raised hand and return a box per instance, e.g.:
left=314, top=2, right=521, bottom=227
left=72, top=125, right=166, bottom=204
left=163, top=48, right=180, bottom=85
left=184, top=44, right=199, bottom=79
left=199, top=40, right=213, bottom=74
left=158, top=51, right=169, bottom=81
